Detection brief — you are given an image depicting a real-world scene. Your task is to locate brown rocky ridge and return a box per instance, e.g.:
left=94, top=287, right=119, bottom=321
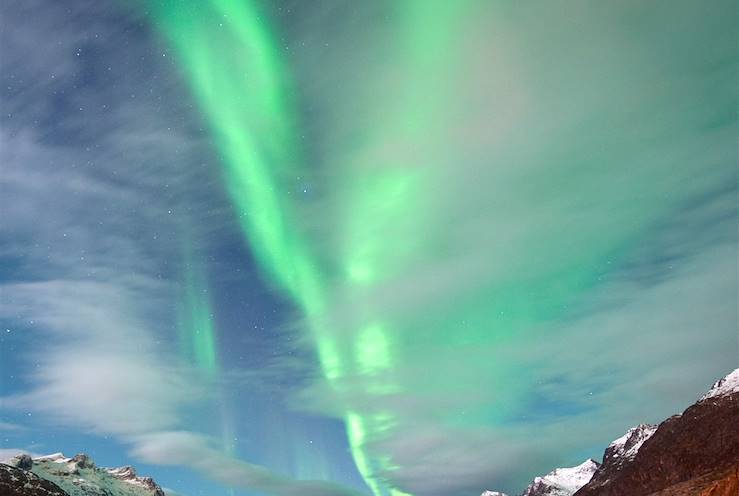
left=574, top=368, right=739, bottom=496
left=480, top=368, right=739, bottom=496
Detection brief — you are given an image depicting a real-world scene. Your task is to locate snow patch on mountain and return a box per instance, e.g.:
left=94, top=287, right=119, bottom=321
left=520, top=459, right=599, bottom=496
left=480, top=491, right=509, bottom=496
left=606, top=423, right=657, bottom=461
left=701, top=368, right=739, bottom=400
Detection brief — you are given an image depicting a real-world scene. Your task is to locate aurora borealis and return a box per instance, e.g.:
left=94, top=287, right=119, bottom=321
left=1, top=1, right=737, bottom=496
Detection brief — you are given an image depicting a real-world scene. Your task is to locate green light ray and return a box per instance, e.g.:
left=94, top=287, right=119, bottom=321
left=177, top=243, right=218, bottom=378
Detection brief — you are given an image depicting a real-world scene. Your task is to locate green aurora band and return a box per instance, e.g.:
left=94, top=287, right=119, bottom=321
left=148, top=1, right=445, bottom=493
left=149, top=1, right=395, bottom=492
left=149, top=1, right=736, bottom=494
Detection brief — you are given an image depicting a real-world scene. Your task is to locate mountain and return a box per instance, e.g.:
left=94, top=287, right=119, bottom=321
left=481, top=368, right=739, bottom=496
left=599, top=423, right=657, bottom=472
left=480, top=459, right=598, bottom=496
left=0, top=452, right=166, bottom=496
left=520, top=459, right=599, bottom=496
left=575, top=368, right=739, bottom=496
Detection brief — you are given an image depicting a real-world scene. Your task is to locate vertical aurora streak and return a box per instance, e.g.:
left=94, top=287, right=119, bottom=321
left=177, top=247, right=218, bottom=379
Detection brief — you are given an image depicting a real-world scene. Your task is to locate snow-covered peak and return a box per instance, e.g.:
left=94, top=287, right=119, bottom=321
left=701, top=368, right=739, bottom=400
left=521, top=459, right=599, bottom=496
left=34, top=453, right=71, bottom=464
left=544, top=459, right=599, bottom=491
left=606, top=423, right=657, bottom=461
left=106, top=465, right=137, bottom=479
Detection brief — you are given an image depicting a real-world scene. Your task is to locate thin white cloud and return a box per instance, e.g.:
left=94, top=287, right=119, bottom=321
left=0, top=422, right=25, bottom=432
left=0, top=449, right=42, bottom=463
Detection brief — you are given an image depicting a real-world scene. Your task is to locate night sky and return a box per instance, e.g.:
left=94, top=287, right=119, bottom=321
left=0, top=1, right=737, bottom=496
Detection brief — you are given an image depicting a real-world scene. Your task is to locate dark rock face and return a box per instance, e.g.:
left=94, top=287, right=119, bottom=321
left=140, top=477, right=165, bottom=494
left=574, top=392, right=739, bottom=496
left=71, top=453, right=95, bottom=469
left=0, top=463, right=70, bottom=496
left=9, top=453, right=34, bottom=470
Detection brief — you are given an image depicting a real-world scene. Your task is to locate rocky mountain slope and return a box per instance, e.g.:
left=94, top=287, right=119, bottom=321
left=481, top=368, right=739, bottom=496
left=0, top=452, right=165, bottom=496
left=575, top=368, right=739, bottom=496
left=0, top=463, right=69, bottom=496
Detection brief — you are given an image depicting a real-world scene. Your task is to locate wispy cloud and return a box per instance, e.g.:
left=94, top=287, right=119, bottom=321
left=0, top=422, right=25, bottom=432
left=0, top=276, right=362, bottom=495
left=131, top=431, right=365, bottom=496
left=0, top=449, right=40, bottom=463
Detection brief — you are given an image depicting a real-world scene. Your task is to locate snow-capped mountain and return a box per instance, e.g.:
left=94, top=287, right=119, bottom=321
left=701, top=367, right=739, bottom=401
left=480, top=368, right=739, bottom=496
left=572, top=424, right=659, bottom=496
left=520, top=459, right=598, bottom=496
left=575, top=367, right=739, bottom=495
left=1, top=452, right=165, bottom=496
left=599, top=423, right=656, bottom=473
left=479, top=459, right=598, bottom=496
